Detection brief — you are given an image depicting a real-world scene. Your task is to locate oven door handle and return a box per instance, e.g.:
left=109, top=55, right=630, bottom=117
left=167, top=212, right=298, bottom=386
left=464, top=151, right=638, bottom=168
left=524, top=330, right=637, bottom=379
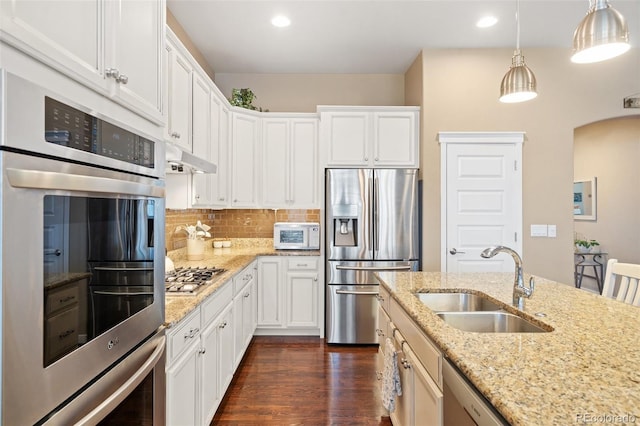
left=75, top=334, right=166, bottom=426
left=6, top=168, right=164, bottom=197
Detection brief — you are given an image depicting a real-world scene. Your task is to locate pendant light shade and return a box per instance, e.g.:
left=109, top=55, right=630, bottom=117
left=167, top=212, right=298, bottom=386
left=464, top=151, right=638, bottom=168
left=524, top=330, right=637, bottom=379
left=499, top=0, right=537, bottom=103
left=500, top=51, right=538, bottom=103
left=571, top=0, right=630, bottom=64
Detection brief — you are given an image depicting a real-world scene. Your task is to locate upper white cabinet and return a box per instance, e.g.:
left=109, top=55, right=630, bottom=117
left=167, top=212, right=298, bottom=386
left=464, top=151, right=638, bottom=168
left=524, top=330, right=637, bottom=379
left=262, top=116, right=319, bottom=208
left=209, top=95, right=231, bottom=207
left=0, top=0, right=164, bottom=124
left=319, top=106, right=419, bottom=168
left=165, top=33, right=193, bottom=151
left=230, top=110, right=261, bottom=208
left=191, top=72, right=212, bottom=205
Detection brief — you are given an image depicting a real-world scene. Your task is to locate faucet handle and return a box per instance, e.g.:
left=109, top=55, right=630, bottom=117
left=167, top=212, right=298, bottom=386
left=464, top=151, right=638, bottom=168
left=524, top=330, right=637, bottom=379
left=524, top=276, right=535, bottom=297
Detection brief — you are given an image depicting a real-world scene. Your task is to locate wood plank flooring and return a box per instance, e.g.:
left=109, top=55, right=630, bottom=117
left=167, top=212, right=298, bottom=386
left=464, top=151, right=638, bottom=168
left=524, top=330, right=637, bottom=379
left=212, top=336, right=392, bottom=425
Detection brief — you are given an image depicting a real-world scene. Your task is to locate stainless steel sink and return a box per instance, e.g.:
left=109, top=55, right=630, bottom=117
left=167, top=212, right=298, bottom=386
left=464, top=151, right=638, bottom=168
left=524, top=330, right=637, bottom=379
left=436, top=312, right=551, bottom=333
left=415, top=292, right=503, bottom=312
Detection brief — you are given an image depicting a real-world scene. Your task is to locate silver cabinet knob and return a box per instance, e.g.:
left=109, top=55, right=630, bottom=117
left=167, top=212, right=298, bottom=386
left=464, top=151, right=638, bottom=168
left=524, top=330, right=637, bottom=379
left=116, top=74, right=128, bottom=84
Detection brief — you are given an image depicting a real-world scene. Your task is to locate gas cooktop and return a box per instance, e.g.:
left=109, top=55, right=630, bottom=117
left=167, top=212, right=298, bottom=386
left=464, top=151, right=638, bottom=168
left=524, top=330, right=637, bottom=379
left=165, top=266, right=226, bottom=295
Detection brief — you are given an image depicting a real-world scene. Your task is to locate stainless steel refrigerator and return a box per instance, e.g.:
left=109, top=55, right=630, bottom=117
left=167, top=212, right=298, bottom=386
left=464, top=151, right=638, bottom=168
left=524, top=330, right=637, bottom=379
left=325, top=168, right=419, bottom=344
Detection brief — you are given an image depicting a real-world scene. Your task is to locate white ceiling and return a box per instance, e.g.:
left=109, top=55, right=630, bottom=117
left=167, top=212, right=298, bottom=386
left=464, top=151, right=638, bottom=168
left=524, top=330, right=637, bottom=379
left=167, top=0, right=640, bottom=74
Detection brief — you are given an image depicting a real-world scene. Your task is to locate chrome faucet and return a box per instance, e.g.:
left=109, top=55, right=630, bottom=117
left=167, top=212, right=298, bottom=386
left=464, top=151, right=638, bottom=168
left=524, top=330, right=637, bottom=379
left=481, top=246, right=535, bottom=309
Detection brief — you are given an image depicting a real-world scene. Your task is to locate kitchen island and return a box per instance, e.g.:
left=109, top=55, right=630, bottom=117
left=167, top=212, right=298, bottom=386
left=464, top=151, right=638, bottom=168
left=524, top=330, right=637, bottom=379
left=375, top=271, right=640, bottom=425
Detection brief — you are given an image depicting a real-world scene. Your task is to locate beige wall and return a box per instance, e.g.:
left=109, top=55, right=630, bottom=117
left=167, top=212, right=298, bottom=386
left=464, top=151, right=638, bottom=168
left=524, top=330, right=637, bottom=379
left=416, top=47, right=639, bottom=284
left=166, top=10, right=216, bottom=80
left=214, top=73, right=405, bottom=112
left=574, top=116, right=640, bottom=264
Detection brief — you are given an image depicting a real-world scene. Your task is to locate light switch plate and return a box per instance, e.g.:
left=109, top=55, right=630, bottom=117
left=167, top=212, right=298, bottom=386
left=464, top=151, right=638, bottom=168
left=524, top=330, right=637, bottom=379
left=530, top=224, right=548, bottom=237
left=548, top=225, right=557, bottom=238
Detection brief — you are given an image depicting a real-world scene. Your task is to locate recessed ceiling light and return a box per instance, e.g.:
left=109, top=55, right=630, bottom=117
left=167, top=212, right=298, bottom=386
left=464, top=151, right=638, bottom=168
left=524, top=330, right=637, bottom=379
left=271, top=15, right=291, bottom=28
left=477, top=16, right=498, bottom=28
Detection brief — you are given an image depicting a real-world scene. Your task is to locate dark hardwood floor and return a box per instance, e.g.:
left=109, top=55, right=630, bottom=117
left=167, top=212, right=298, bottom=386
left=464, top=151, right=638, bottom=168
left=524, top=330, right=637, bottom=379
left=212, top=336, right=393, bottom=425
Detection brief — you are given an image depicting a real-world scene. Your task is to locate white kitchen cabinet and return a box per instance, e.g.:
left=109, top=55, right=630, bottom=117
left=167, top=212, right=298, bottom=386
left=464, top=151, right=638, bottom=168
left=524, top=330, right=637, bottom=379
left=166, top=281, right=235, bottom=426
left=256, top=256, right=321, bottom=335
left=0, top=0, right=164, bottom=124
left=233, top=261, right=257, bottom=369
left=285, top=257, right=319, bottom=328
left=191, top=72, right=213, bottom=206
left=210, top=94, right=231, bottom=207
left=319, top=106, right=419, bottom=168
left=257, top=257, right=284, bottom=328
left=165, top=34, right=193, bottom=151
left=262, top=116, right=319, bottom=208
left=230, top=110, right=261, bottom=207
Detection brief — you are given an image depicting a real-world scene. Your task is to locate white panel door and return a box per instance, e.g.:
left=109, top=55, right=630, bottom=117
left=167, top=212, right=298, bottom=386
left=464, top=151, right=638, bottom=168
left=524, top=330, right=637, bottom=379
left=443, top=137, right=522, bottom=273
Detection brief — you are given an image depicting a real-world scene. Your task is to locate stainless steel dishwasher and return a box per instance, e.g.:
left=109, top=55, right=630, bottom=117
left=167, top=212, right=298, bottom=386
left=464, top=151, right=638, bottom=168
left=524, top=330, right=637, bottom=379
left=443, top=359, right=509, bottom=426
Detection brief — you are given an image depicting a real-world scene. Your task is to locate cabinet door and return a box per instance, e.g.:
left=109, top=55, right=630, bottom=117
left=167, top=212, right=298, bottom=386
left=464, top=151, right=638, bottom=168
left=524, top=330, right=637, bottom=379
left=262, top=119, right=289, bottom=207
left=372, top=111, right=418, bottom=167
left=376, top=305, right=390, bottom=347
left=165, top=40, right=192, bottom=150
left=192, top=73, right=212, bottom=206
left=410, top=348, right=443, bottom=426
left=107, top=0, right=163, bottom=122
left=232, top=287, right=246, bottom=369
left=200, top=318, right=221, bottom=426
left=290, top=119, right=319, bottom=207
left=244, top=278, right=257, bottom=343
left=218, top=306, right=235, bottom=394
left=166, top=341, right=199, bottom=426
left=257, top=257, right=283, bottom=327
left=323, top=111, right=370, bottom=167
left=285, top=271, right=318, bottom=328
left=0, top=1, right=105, bottom=93
left=210, top=93, right=230, bottom=207
left=231, top=112, right=260, bottom=207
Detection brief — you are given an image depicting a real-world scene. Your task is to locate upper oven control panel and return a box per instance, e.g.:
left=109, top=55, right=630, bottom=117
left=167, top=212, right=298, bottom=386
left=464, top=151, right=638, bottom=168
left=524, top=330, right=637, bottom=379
left=44, top=97, right=155, bottom=169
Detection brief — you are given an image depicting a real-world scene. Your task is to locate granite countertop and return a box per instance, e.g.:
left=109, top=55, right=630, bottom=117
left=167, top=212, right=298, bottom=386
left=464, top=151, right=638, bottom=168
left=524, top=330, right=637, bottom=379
left=165, top=238, right=320, bottom=327
left=375, top=271, right=640, bottom=426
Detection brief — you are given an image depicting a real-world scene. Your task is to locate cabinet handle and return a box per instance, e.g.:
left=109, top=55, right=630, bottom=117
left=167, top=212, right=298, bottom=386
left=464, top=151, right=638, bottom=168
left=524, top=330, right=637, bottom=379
left=195, top=194, right=200, bottom=200
left=198, top=348, right=206, bottom=355
left=219, top=197, right=225, bottom=201
left=58, top=328, right=75, bottom=340
left=59, top=295, right=76, bottom=304
left=375, top=157, right=379, bottom=162
left=105, top=68, right=120, bottom=80
left=375, top=295, right=385, bottom=302
left=244, top=292, right=250, bottom=298
left=184, top=327, right=199, bottom=339
left=171, top=132, right=181, bottom=139
left=116, top=73, right=128, bottom=84
left=219, top=321, right=227, bottom=329
left=401, top=358, right=411, bottom=369
left=364, top=156, right=368, bottom=161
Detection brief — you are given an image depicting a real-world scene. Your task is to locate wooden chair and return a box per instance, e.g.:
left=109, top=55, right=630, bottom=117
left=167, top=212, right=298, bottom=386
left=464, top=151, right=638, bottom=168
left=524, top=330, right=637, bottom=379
left=602, top=259, right=640, bottom=306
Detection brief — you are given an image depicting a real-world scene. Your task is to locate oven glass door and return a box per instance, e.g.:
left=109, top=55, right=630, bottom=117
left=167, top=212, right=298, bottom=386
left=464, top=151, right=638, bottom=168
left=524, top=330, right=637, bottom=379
left=44, top=196, right=156, bottom=366
left=2, top=150, right=165, bottom=426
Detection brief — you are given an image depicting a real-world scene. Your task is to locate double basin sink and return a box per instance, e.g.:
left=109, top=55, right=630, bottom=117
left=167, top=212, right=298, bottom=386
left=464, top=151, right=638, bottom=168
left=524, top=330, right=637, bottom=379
left=415, top=292, right=551, bottom=333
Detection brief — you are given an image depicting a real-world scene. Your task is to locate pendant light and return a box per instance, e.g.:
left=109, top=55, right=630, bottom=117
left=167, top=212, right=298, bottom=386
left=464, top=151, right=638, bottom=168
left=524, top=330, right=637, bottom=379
left=499, top=0, right=537, bottom=103
left=571, top=0, right=630, bottom=64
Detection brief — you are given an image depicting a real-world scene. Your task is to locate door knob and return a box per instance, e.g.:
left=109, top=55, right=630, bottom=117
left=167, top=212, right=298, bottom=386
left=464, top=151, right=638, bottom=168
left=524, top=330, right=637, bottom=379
left=449, top=248, right=466, bottom=255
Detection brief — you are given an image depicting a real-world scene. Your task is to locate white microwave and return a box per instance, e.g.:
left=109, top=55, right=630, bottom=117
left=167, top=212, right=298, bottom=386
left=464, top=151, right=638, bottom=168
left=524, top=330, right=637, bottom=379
left=274, top=222, right=321, bottom=250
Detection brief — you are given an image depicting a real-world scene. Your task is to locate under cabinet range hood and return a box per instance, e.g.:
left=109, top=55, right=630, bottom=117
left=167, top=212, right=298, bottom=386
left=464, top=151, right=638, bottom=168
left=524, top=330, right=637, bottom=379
left=165, top=143, right=217, bottom=173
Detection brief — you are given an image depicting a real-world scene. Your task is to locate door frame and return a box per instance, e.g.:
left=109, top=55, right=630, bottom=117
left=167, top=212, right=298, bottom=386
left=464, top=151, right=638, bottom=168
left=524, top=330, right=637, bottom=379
left=438, top=131, right=524, bottom=272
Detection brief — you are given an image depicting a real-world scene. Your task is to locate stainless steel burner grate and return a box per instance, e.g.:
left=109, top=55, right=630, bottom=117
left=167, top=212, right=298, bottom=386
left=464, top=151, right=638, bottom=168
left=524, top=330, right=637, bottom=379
left=165, top=266, right=226, bottom=295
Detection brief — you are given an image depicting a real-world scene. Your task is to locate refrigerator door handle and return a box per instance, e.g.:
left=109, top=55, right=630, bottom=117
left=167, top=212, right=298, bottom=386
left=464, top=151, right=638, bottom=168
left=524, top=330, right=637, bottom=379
left=374, top=175, right=379, bottom=253
left=336, top=290, right=380, bottom=296
left=336, top=265, right=412, bottom=271
left=368, top=175, right=375, bottom=255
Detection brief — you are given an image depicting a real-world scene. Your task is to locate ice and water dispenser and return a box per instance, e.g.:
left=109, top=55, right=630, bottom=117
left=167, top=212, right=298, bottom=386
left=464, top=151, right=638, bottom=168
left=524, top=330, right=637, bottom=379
left=332, top=204, right=358, bottom=247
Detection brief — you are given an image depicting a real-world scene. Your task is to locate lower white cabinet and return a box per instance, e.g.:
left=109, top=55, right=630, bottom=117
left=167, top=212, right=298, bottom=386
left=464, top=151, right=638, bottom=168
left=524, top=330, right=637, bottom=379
left=233, top=261, right=257, bottom=368
left=166, top=281, right=235, bottom=426
left=256, top=256, right=321, bottom=335
left=378, top=293, right=444, bottom=426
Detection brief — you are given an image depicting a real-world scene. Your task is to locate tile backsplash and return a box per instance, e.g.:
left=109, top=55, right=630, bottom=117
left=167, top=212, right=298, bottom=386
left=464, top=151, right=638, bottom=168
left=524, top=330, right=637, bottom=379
left=165, top=208, right=320, bottom=251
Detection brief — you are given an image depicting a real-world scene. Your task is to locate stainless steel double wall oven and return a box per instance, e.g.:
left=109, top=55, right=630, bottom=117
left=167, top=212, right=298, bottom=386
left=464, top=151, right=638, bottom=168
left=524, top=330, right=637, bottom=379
left=0, top=71, right=166, bottom=425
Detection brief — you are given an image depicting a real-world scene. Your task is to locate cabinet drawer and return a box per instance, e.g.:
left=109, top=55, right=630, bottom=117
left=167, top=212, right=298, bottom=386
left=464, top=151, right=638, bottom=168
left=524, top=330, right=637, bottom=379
left=167, top=309, right=201, bottom=363
left=234, top=263, right=256, bottom=295
left=45, top=282, right=81, bottom=315
left=202, top=281, right=233, bottom=326
left=45, top=306, right=79, bottom=362
left=390, top=298, right=442, bottom=389
left=287, top=257, right=318, bottom=270
left=377, top=284, right=391, bottom=313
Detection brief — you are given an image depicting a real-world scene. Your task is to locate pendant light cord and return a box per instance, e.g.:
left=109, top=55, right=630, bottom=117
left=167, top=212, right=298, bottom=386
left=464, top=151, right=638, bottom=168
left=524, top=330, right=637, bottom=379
left=516, top=0, right=521, bottom=52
